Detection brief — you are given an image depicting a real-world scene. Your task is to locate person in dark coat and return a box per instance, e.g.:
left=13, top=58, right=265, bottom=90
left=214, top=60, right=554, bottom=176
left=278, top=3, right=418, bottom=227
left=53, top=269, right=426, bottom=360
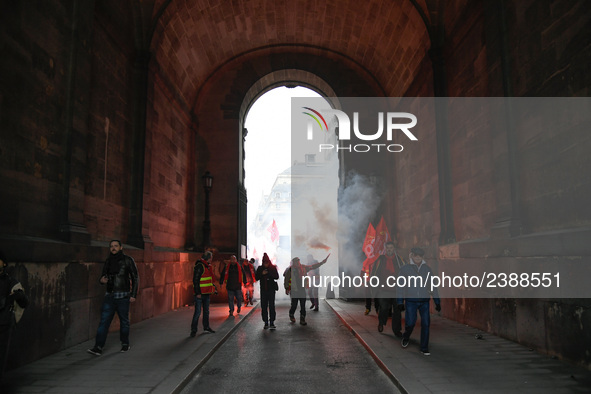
left=255, top=253, right=279, bottom=329
left=371, top=241, right=405, bottom=336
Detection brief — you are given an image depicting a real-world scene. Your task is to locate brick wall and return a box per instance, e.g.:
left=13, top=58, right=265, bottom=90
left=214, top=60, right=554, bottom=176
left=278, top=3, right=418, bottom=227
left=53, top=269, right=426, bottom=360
left=4, top=243, right=200, bottom=370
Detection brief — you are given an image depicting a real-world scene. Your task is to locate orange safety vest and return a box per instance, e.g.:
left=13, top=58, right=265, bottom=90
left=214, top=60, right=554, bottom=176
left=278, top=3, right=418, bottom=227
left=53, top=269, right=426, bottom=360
left=223, top=263, right=243, bottom=285
left=198, top=261, right=215, bottom=294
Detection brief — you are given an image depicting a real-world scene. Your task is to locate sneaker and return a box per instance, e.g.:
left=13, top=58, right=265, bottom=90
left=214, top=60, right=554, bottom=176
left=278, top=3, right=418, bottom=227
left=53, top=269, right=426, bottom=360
left=300, top=317, right=307, bottom=326
left=378, top=324, right=384, bottom=333
left=364, top=309, right=370, bottom=315
left=270, top=322, right=276, bottom=329
left=394, top=331, right=403, bottom=338
left=120, top=344, right=130, bottom=352
left=421, top=350, right=431, bottom=356
left=190, top=331, right=197, bottom=338
left=314, top=307, right=319, bottom=312
left=237, top=307, right=241, bottom=313
left=289, top=314, right=296, bottom=323
left=310, top=304, right=315, bottom=310
left=229, top=310, right=233, bottom=316
left=204, top=327, right=216, bottom=333
left=264, top=323, right=269, bottom=329
left=401, top=337, right=410, bottom=348
left=87, top=346, right=102, bottom=356
left=250, top=300, right=254, bottom=305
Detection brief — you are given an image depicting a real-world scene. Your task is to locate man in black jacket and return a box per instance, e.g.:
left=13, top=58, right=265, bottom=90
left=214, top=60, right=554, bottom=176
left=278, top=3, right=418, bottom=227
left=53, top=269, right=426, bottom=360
left=88, top=240, right=139, bottom=356
left=371, top=241, right=405, bottom=336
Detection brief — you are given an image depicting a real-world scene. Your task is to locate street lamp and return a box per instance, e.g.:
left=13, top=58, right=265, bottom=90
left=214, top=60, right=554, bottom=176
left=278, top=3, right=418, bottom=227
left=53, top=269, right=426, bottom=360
left=202, top=171, right=213, bottom=249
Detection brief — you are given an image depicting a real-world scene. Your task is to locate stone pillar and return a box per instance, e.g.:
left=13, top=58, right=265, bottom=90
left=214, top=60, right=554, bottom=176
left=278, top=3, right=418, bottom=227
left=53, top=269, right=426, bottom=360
left=127, top=50, right=153, bottom=249
left=184, top=120, right=198, bottom=250
left=59, top=1, right=94, bottom=244
left=429, top=44, right=456, bottom=245
left=487, top=0, right=523, bottom=238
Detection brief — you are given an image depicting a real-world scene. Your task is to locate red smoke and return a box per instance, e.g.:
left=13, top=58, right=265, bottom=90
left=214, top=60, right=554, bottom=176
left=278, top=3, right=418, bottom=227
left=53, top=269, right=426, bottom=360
left=308, top=239, right=331, bottom=250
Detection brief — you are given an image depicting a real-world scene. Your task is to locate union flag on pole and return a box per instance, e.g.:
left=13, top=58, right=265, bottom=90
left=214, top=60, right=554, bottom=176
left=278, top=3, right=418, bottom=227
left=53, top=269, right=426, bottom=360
left=267, top=219, right=279, bottom=243
left=361, top=223, right=377, bottom=274
left=373, top=216, right=391, bottom=256
left=362, top=223, right=376, bottom=259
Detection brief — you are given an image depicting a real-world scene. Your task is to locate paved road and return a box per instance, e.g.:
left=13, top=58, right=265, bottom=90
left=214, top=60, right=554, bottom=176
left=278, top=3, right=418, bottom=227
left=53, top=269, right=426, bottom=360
left=180, top=300, right=400, bottom=394
left=5, top=298, right=589, bottom=393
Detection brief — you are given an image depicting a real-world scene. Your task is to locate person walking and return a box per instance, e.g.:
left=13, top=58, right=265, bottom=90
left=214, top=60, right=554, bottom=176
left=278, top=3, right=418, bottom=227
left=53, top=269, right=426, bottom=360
left=306, top=255, right=320, bottom=311
left=190, top=251, right=217, bottom=337
left=87, top=240, right=139, bottom=355
left=241, top=258, right=256, bottom=306
left=397, top=247, right=441, bottom=356
left=361, top=263, right=378, bottom=316
left=220, top=255, right=246, bottom=316
left=284, top=254, right=329, bottom=325
left=255, top=253, right=279, bottom=329
left=371, top=241, right=405, bottom=336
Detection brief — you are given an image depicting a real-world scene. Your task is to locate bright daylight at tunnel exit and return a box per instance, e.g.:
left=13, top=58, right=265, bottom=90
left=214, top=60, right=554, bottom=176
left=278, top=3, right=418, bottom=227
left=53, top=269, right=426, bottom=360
left=244, top=86, right=338, bottom=283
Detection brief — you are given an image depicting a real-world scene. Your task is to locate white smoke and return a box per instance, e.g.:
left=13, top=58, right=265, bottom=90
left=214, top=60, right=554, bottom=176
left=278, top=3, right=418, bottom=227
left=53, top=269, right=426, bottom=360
left=337, top=171, right=383, bottom=273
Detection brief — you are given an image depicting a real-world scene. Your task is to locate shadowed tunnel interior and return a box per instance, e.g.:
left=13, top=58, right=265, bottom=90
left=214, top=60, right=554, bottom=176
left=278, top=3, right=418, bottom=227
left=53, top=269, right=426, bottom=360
left=0, top=0, right=590, bottom=371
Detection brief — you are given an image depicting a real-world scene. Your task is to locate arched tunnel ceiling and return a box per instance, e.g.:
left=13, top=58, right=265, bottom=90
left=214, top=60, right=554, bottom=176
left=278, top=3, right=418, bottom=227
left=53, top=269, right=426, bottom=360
left=148, top=0, right=433, bottom=107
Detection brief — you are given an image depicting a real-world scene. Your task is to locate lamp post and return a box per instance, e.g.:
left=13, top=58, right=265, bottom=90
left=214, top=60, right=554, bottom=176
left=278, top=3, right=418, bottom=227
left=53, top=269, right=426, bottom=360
left=202, top=171, right=213, bottom=249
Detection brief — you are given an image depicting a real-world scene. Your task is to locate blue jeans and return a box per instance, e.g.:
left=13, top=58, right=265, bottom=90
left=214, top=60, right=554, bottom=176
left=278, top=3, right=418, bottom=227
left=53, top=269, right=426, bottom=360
left=191, top=294, right=210, bottom=332
left=227, top=289, right=242, bottom=311
left=94, top=294, right=130, bottom=348
left=260, top=289, right=276, bottom=324
left=403, top=300, right=431, bottom=352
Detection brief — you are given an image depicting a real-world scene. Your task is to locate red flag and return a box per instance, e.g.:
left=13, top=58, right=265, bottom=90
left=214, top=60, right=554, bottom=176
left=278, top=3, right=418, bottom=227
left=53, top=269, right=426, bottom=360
left=373, top=216, right=391, bottom=256
left=361, top=256, right=378, bottom=275
left=361, top=223, right=377, bottom=275
left=362, top=223, right=376, bottom=259
left=267, top=219, right=279, bottom=243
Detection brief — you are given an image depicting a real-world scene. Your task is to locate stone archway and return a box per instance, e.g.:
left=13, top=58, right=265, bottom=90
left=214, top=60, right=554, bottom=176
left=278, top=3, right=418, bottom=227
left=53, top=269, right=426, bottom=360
left=189, top=46, right=387, bottom=252
left=239, top=69, right=338, bottom=124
